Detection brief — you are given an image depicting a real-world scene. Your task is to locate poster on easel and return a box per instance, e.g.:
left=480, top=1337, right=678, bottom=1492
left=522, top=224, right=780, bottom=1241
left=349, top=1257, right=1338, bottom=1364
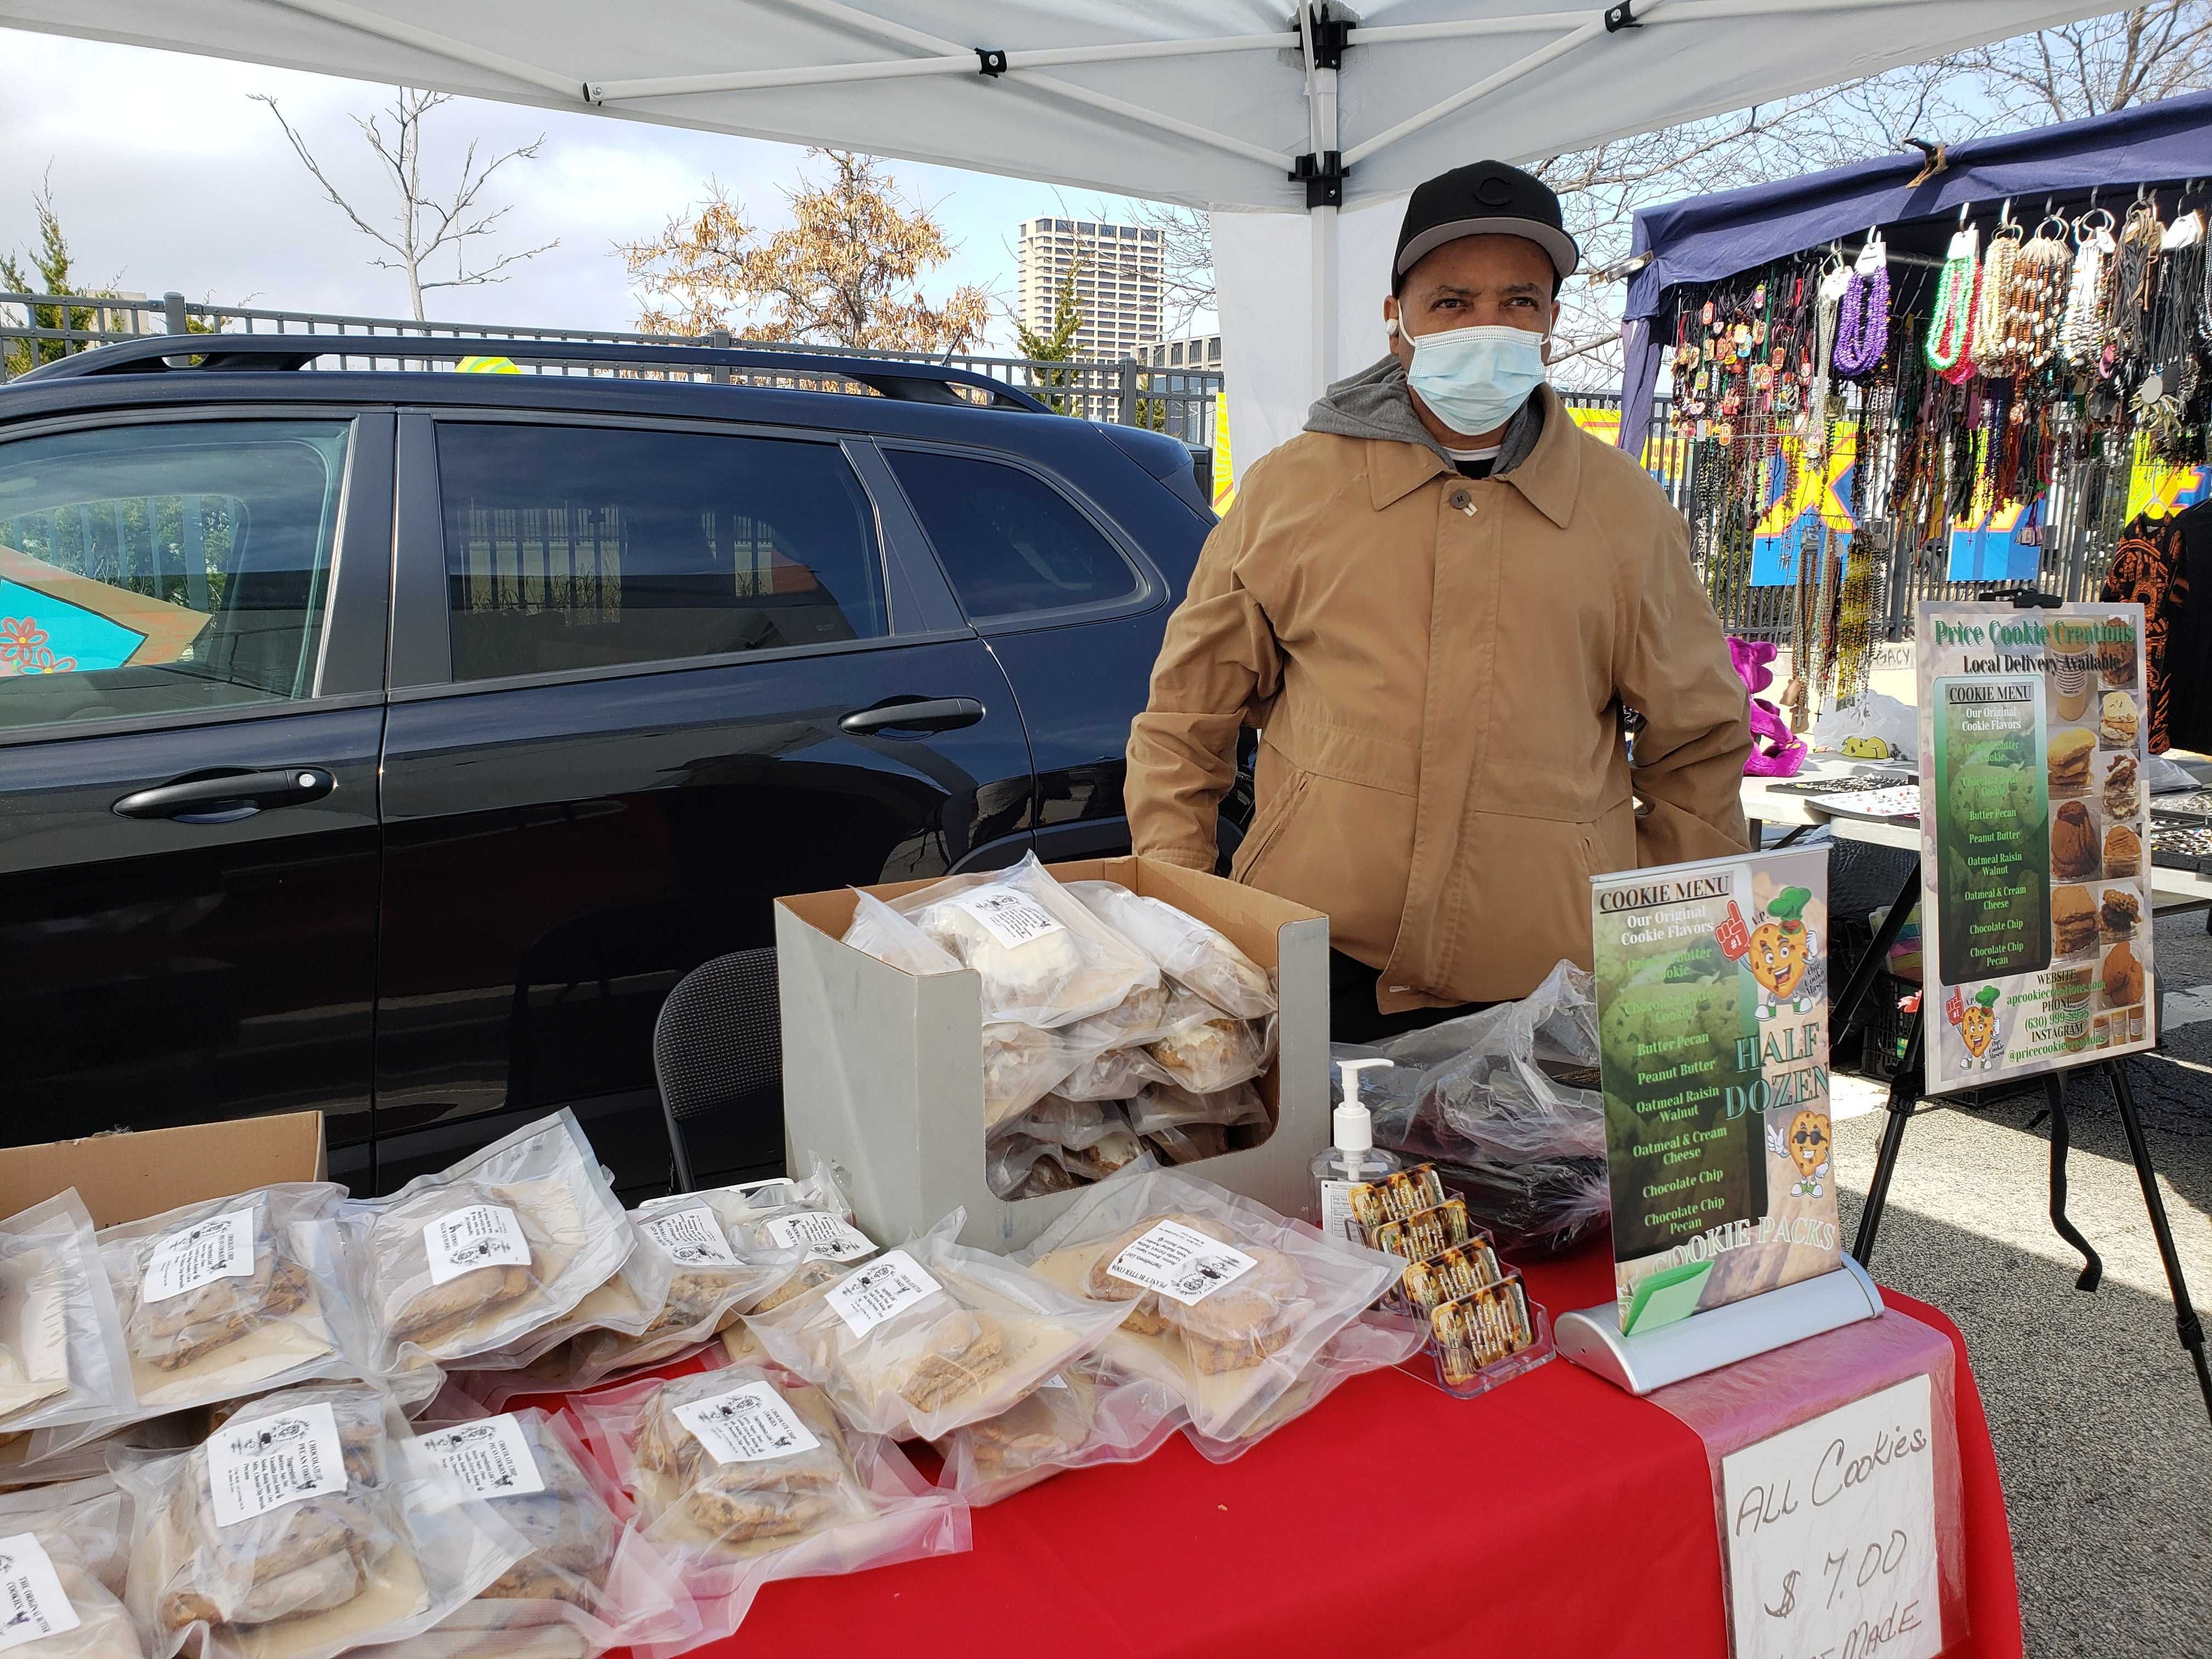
left=1592, top=847, right=1843, bottom=1336
left=1916, top=601, right=2155, bottom=1094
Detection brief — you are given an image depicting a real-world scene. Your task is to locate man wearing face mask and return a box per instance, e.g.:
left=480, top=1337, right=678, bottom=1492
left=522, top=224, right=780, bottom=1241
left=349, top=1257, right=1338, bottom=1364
left=1126, top=161, right=1751, bottom=1041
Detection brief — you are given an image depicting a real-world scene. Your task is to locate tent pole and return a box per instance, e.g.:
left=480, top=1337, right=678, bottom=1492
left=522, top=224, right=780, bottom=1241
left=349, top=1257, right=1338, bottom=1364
left=1300, top=5, right=1343, bottom=394
left=1346, top=13, right=1622, bottom=167
left=263, top=0, right=583, bottom=99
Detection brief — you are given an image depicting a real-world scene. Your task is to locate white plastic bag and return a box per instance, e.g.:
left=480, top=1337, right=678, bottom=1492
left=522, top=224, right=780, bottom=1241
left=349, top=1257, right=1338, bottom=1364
left=1139, top=1124, right=1232, bottom=1166
left=742, top=1210, right=1130, bottom=1442
left=112, top=1380, right=531, bottom=1659
left=1019, top=1170, right=1404, bottom=1440
left=932, top=1356, right=1186, bottom=1506
left=839, top=891, right=963, bottom=978
left=1065, top=881, right=1277, bottom=1019
left=1809, top=691, right=1918, bottom=761
left=1051, top=1037, right=1171, bottom=1103
left=980, top=1023, right=1087, bottom=1129
left=573, top=1361, right=969, bottom=1658
left=342, top=1111, right=636, bottom=1370
left=1127, top=1081, right=1269, bottom=1138
left=385, top=1403, right=699, bottom=1659
left=990, top=1099, right=1143, bottom=1177
left=0, top=1191, right=134, bottom=1442
left=1181, top=1314, right=1427, bottom=1462
left=0, top=1475, right=144, bottom=1655
left=99, top=1185, right=367, bottom=1414
left=892, top=855, right=1159, bottom=1029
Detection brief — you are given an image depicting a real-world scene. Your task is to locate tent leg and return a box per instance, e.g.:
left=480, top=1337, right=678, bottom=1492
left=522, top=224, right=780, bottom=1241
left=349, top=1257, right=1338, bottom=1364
left=1312, top=202, right=1339, bottom=392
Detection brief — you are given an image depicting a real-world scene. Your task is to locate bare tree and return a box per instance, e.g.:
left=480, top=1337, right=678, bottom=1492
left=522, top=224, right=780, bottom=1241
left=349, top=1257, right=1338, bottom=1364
left=1948, top=0, right=2212, bottom=120
left=253, top=88, right=556, bottom=321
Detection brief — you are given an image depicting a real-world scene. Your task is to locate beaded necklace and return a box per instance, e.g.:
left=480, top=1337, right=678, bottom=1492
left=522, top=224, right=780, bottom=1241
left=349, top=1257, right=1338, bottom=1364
left=2005, top=223, right=2073, bottom=373
left=1925, top=227, right=1981, bottom=377
left=1832, top=236, right=1889, bottom=377
left=1975, top=228, right=2022, bottom=376
left=2059, top=216, right=2114, bottom=368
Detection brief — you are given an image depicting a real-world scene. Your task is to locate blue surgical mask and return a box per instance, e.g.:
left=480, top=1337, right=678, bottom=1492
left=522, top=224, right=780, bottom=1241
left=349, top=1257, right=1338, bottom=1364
left=1397, top=319, right=1549, bottom=437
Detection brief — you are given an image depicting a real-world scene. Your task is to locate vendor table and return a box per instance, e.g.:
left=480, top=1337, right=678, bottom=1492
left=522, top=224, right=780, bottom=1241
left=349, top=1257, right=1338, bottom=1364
left=706, top=1242, right=2022, bottom=1659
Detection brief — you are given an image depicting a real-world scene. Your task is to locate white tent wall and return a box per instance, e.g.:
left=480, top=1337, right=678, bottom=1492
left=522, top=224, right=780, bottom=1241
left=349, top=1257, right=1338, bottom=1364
left=3, top=0, right=2115, bottom=481
left=1212, top=194, right=1404, bottom=484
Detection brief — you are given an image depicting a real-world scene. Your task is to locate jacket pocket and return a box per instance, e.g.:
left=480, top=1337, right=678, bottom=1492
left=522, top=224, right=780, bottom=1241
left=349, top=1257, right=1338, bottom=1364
left=1231, top=765, right=1311, bottom=886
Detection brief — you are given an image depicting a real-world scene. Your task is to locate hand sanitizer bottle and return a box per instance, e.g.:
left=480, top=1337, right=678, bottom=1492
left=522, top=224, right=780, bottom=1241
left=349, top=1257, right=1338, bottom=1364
left=1312, top=1058, right=1404, bottom=1243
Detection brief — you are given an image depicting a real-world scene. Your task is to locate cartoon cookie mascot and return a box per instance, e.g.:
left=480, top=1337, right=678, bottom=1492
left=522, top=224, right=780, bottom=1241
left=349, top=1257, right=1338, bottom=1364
left=1959, top=985, right=2005, bottom=1073
left=1748, top=886, right=1823, bottom=1020
left=1785, top=1109, right=1831, bottom=1197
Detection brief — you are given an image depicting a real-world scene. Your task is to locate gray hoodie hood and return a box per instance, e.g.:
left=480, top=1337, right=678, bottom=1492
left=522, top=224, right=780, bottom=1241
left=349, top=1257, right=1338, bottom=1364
left=1302, top=353, right=1545, bottom=475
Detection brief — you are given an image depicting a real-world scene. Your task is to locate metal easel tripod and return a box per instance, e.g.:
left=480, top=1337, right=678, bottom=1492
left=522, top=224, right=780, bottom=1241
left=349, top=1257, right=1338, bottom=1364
left=1833, top=855, right=2212, bottom=1423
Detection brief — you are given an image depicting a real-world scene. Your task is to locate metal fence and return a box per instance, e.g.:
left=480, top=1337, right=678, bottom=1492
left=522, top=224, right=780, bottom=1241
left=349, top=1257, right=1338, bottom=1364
left=0, top=289, right=1223, bottom=447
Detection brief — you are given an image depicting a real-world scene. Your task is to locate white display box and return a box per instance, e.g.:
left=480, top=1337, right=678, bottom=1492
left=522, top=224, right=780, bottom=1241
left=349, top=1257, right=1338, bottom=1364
left=775, top=856, right=1330, bottom=1252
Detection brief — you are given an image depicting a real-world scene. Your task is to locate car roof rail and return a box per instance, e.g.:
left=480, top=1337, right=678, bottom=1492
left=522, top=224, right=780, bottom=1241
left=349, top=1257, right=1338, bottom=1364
left=11, top=334, right=1052, bottom=412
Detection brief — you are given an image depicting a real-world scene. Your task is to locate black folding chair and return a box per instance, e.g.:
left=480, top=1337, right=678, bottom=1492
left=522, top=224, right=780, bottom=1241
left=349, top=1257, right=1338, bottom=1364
left=652, top=947, right=782, bottom=1193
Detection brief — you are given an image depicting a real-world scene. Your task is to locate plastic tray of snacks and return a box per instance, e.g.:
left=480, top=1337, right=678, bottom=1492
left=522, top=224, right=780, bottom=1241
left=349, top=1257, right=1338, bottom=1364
left=1342, top=1163, right=1554, bottom=1399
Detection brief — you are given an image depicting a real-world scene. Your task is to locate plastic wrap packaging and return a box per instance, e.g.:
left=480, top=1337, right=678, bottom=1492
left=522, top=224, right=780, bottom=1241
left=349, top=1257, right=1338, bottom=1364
left=370, top=1404, right=699, bottom=1659
left=980, top=1023, right=1087, bottom=1130
left=890, top=854, right=1159, bottom=1029
left=111, top=1380, right=531, bottom=1659
left=0, top=1192, right=135, bottom=1441
left=723, top=1164, right=881, bottom=1318
left=1144, top=994, right=1272, bottom=1094
left=1019, top=1171, right=1404, bottom=1440
left=1128, top=1080, right=1269, bottom=1138
left=1182, top=1314, right=1427, bottom=1462
left=1051, top=1029, right=1171, bottom=1103
left=2, top=1415, right=200, bottom=1494
left=453, top=1220, right=681, bottom=1381
left=98, top=1187, right=368, bottom=1415
left=1065, top=881, right=1278, bottom=1019
left=1139, top=1125, right=1230, bottom=1166
left=838, top=890, right=963, bottom=978
left=343, top=1112, right=635, bottom=1370
left=990, top=1099, right=1143, bottom=1181
left=0, top=1475, right=145, bottom=1656
left=1352, top=961, right=1613, bottom=1255
left=743, top=1211, right=1129, bottom=1442
left=574, top=1362, right=969, bottom=1658
left=932, top=1356, right=1186, bottom=1506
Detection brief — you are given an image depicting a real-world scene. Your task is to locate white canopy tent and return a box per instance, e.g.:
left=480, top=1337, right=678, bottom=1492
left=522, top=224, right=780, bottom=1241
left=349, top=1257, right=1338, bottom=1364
left=4, top=0, right=2106, bottom=476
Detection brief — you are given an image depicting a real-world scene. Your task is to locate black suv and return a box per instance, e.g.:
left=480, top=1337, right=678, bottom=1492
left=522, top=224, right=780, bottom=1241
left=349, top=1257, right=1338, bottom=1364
left=0, top=336, right=1217, bottom=1196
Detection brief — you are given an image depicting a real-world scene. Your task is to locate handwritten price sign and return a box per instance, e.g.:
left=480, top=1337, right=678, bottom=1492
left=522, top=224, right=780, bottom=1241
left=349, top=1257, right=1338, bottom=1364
left=1719, top=1375, right=1940, bottom=1659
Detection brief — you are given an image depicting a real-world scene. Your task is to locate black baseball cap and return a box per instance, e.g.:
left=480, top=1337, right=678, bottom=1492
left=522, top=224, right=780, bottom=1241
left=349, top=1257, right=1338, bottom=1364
left=1393, top=160, right=1578, bottom=289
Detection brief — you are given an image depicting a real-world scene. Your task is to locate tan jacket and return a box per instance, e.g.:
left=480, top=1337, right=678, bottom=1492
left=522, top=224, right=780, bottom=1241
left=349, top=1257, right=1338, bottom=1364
left=1126, top=381, right=1752, bottom=1013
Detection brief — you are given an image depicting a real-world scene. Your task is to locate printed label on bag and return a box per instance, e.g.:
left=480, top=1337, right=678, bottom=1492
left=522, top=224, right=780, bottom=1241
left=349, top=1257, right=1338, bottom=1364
left=143, top=1207, right=258, bottom=1304
left=1039, top=1373, right=1069, bottom=1390
left=205, top=1400, right=348, bottom=1527
left=0, top=1532, right=80, bottom=1652
left=1318, top=1182, right=1361, bottom=1245
left=1105, top=1220, right=1259, bottom=1308
left=764, top=1210, right=875, bottom=1262
left=416, top=1414, right=546, bottom=1499
left=638, top=1206, right=738, bottom=1266
left=422, top=1204, right=532, bottom=1286
left=824, top=1249, right=944, bottom=1336
left=673, top=1382, right=822, bottom=1464
left=947, top=884, right=1065, bottom=948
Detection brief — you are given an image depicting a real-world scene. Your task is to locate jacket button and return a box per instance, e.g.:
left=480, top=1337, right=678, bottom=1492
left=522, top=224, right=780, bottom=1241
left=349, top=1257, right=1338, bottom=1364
left=1448, top=490, right=1475, bottom=515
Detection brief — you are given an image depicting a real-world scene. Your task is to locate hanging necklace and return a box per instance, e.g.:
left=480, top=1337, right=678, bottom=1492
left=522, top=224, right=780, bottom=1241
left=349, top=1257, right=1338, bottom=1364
left=1976, top=223, right=2022, bottom=377
left=1802, top=258, right=1852, bottom=456
left=1832, top=234, right=1889, bottom=376
left=2007, top=216, right=2073, bottom=373
left=2061, top=211, right=2115, bottom=368
left=1926, top=225, right=1982, bottom=377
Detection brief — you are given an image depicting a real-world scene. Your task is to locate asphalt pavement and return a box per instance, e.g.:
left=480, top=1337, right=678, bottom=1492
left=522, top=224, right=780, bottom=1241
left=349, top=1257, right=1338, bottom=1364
left=1830, top=905, right=2212, bottom=1659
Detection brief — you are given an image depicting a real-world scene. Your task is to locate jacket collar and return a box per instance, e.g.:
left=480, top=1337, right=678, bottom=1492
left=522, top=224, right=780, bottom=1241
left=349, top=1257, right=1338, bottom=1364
left=1364, top=383, right=1581, bottom=529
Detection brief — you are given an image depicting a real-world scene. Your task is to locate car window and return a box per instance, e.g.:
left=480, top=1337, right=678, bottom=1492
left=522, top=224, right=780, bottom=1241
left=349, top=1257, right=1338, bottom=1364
left=437, top=423, right=887, bottom=682
left=883, top=449, right=1142, bottom=622
left=0, top=420, right=350, bottom=732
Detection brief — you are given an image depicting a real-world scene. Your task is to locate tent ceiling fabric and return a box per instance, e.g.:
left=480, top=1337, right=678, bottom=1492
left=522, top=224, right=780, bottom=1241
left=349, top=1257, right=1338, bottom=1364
left=3, top=0, right=2114, bottom=212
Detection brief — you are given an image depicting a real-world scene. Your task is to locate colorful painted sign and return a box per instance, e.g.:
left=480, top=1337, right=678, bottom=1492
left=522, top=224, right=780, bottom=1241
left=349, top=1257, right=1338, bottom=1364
left=1747, top=427, right=1857, bottom=587
left=1592, top=847, right=1842, bottom=1336
left=0, top=543, right=209, bottom=678
left=1916, top=602, right=2155, bottom=1093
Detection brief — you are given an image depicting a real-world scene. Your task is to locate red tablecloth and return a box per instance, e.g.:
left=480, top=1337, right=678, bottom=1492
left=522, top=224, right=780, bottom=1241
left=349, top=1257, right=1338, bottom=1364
left=703, top=1242, right=2021, bottom=1659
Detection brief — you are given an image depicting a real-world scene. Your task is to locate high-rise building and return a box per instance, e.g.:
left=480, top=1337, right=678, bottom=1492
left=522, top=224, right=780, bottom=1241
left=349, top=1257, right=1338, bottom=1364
left=1017, top=218, right=1164, bottom=361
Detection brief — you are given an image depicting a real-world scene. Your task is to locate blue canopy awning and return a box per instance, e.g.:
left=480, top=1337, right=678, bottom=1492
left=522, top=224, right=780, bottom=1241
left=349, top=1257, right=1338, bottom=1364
left=1616, top=89, right=2212, bottom=455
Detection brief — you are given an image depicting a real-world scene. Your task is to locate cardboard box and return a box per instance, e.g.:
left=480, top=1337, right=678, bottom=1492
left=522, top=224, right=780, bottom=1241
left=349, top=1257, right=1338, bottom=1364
left=0, top=1113, right=327, bottom=1229
left=775, top=856, right=1329, bottom=1252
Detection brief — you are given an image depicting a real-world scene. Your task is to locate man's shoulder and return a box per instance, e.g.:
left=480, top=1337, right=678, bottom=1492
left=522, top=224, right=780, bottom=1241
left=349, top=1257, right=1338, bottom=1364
left=1242, top=427, right=1367, bottom=493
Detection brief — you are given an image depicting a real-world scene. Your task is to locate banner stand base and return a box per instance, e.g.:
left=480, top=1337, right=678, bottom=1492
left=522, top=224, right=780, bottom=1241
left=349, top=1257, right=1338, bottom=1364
left=1555, top=1257, right=1884, bottom=1396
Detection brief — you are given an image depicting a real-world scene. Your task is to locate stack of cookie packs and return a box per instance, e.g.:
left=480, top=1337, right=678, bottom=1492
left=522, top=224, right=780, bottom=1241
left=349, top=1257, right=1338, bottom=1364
left=0, top=1109, right=1417, bottom=1658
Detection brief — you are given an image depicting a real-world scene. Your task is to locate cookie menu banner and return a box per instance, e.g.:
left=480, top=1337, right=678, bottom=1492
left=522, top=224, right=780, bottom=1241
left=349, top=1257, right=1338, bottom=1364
left=1592, top=848, right=1843, bottom=1336
left=1916, top=602, right=2156, bottom=1093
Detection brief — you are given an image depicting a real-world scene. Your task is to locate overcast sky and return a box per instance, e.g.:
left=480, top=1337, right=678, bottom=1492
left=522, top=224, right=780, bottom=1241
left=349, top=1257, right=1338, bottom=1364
left=0, top=30, right=1183, bottom=354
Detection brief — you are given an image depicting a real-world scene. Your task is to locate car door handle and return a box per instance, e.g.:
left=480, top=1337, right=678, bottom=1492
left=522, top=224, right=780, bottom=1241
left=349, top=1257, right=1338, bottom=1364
left=113, top=768, right=337, bottom=825
left=838, top=697, right=986, bottom=737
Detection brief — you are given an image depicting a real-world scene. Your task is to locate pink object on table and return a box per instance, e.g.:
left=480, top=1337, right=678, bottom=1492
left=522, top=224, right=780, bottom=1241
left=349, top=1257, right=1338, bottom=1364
left=1730, top=636, right=1807, bottom=777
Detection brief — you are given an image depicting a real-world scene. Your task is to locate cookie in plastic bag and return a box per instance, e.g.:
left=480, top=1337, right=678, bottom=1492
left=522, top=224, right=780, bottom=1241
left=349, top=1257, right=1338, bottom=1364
left=742, top=1212, right=1130, bottom=1442
left=932, top=1356, right=1185, bottom=1507
left=1065, top=881, right=1277, bottom=1019
left=574, top=1363, right=969, bottom=1658
left=112, top=1381, right=529, bottom=1659
left=1181, top=1314, right=1427, bottom=1462
left=1020, top=1171, right=1403, bottom=1440
left=345, top=1112, right=635, bottom=1369
left=0, top=1475, right=144, bottom=1655
left=1143, top=995, right=1271, bottom=1095
left=1128, top=1080, right=1269, bottom=1138
left=1, top=1192, right=134, bottom=1441
left=892, top=855, right=1158, bottom=1029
